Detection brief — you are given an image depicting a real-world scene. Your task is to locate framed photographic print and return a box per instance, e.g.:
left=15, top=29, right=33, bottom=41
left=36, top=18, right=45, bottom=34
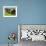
left=3, top=6, right=17, bottom=17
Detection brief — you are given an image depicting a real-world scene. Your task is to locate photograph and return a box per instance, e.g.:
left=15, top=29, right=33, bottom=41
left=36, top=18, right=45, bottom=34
left=3, top=6, right=17, bottom=17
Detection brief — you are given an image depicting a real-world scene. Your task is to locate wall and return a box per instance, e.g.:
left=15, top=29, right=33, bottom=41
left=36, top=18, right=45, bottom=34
left=0, top=0, right=46, bottom=44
